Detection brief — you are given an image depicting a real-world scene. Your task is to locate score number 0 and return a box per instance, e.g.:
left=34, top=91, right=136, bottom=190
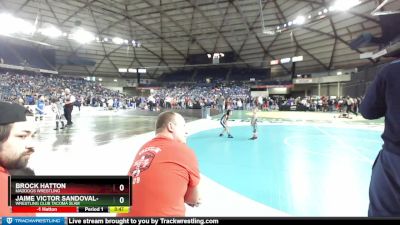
left=119, top=184, right=125, bottom=204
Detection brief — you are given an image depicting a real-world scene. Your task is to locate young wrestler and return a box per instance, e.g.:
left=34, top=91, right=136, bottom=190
left=219, top=109, right=233, bottom=138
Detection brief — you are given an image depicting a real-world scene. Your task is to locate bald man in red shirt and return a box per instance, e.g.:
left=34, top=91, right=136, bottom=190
left=121, top=111, right=201, bottom=217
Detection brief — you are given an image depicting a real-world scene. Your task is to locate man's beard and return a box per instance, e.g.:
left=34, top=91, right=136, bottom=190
left=13, top=155, right=30, bottom=169
left=0, top=154, right=30, bottom=170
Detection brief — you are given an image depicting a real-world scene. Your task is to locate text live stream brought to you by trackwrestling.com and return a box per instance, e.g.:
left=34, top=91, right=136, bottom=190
left=2, top=217, right=396, bottom=224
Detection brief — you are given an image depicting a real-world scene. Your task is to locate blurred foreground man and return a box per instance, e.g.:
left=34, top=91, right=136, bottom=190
left=360, top=59, right=400, bottom=216
left=0, top=102, right=36, bottom=216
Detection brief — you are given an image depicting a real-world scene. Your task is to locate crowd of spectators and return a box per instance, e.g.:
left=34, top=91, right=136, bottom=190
left=0, top=71, right=362, bottom=116
left=0, top=71, right=124, bottom=108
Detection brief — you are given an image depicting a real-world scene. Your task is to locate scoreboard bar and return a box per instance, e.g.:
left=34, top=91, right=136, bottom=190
left=8, top=176, right=131, bottom=208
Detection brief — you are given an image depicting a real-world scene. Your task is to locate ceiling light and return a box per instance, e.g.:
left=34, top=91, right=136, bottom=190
left=292, top=55, right=304, bottom=62
left=0, top=14, right=35, bottom=35
left=293, top=16, right=305, bottom=25
left=270, top=59, right=279, bottom=65
left=262, top=27, right=275, bottom=35
left=112, top=37, right=124, bottom=45
left=331, top=0, right=361, bottom=11
left=70, top=28, right=95, bottom=44
left=280, top=58, right=291, bottom=64
left=138, top=68, right=146, bottom=73
left=128, top=68, right=137, bottom=73
left=39, top=26, right=62, bottom=38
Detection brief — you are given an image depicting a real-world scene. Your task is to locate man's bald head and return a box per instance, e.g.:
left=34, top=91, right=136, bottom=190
left=156, top=111, right=178, bottom=133
left=155, top=111, right=187, bottom=143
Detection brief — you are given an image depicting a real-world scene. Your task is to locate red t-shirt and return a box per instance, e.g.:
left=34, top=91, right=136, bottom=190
left=122, top=136, right=200, bottom=217
left=0, top=166, right=35, bottom=216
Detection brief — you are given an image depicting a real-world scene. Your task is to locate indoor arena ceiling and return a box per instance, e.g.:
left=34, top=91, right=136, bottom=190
left=0, top=0, right=398, bottom=78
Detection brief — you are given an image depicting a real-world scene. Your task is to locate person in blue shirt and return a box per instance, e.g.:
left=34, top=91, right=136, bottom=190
left=35, top=95, right=45, bottom=121
left=360, top=59, right=400, bottom=216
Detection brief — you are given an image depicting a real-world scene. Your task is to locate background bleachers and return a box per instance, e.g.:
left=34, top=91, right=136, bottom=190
left=0, top=37, right=55, bottom=70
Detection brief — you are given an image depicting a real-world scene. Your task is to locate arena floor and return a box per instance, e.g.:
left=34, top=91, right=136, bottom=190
left=27, top=107, right=384, bottom=217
